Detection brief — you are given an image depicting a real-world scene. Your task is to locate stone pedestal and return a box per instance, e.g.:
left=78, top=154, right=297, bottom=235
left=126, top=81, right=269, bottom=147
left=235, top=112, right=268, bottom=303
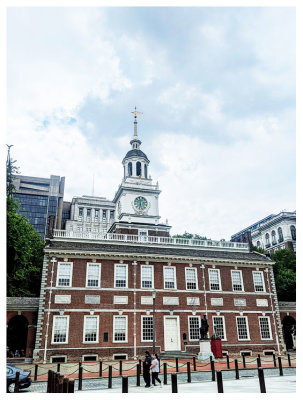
left=197, top=339, right=214, bottom=361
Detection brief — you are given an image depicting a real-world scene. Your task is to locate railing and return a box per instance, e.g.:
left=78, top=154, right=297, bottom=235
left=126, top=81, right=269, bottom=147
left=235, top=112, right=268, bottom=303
left=52, top=230, right=250, bottom=251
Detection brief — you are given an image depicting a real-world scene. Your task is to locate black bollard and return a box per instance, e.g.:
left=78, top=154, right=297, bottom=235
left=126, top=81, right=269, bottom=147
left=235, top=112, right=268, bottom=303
left=57, top=363, right=61, bottom=373
left=47, top=370, right=52, bottom=393
left=122, top=376, right=128, bottom=393
left=119, top=360, right=123, bottom=376
left=211, top=359, right=216, bottom=381
left=34, top=364, right=38, bottom=381
left=216, top=370, right=224, bottom=393
left=171, top=373, right=178, bottom=393
left=163, top=363, right=168, bottom=385
left=257, top=355, right=261, bottom=368
left=68, top=379, right=75, bottom=393
left=235, top=359, right=239, bottom=380
left=63, top=377, right=69, bottom=393
left=14, top=371, right=20, bottom=393
left=78, top=366, right=83, bottom=391
left=175, top=357, right=179, bottom=372
left=139, top=359, right=142, bottom=374
left=278, top=356, right=283, bottom=376
left=108, top=365, right=112, bottom=388
left=159, top=358, right=161, bottom=373
left=273, top=354, right=277, bottom=368
left=258, top=368, right=266, bottom=393
left=136, top=364, right=140, bottom=386
left=242, top=354, right=246, bottom=368
left=79, top=361, right=82, bottom=368
left=193, top=356, right=197, bottom=371
left=99, top=360, right=102, bottom=377
left=226, top=354, right=230, bottom=369
left=187, top=362, right=191, bottom=383
left=287, top=353, right=291, bottom=367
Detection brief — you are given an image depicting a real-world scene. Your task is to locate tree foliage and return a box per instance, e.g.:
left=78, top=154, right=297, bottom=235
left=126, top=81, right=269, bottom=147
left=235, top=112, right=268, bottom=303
left=252, top=245, right=266, bottom=254
left=172, top=232, right=210, bottom=240
left=6, top=157, right=44, bottom=297
left=270, top=249, right=296, bottom=301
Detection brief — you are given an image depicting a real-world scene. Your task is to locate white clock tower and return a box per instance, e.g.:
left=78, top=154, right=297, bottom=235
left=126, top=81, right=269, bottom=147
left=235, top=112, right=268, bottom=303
left=109, top=109, right=171, bottom=237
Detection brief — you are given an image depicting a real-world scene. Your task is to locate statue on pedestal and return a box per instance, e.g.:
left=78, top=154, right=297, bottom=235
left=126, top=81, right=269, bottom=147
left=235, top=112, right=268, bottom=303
left=200, top=315, right=209, bottom=340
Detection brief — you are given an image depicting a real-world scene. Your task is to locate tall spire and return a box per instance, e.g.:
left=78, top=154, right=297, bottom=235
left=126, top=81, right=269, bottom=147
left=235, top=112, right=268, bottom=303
left=130, top=107, right=143, bottom=149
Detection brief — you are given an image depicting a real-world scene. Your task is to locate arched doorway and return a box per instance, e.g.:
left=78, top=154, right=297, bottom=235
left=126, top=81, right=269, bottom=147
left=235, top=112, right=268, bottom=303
left=7, top=315, right=28, bottom=356
left=282, top=315, right=296, bottom=351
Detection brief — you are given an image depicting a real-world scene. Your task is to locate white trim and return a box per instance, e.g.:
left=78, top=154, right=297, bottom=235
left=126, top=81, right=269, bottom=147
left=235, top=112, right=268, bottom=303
left=141, top=315, right=154, bottom=342
left=45, top=308, right=275, bottom=314
left=50, top=355, right=67, bottom=363
left=86, top=263, right=101, bottom=288
left=140, top=264, right=154, bottom=289
left=113, top=354, right=128, bottom=360
left=236, top=316, right=251, bottom=341
left=258, top=316, right=273, bottom=340
left=252, top=271, right=266, bottom=293
left=222, top=351, right=229, bottom=356
left=208, top=268, right=222, bottom=291
left=113, top=315, right=128, bottom=343
left=185, top=267, right=199, bottom=290
left=163, top=266, right=177, bottom=290
left=188, top=315, right=201, bottom=341
left=163, top=315, right=181, bottom=351
left=51, top=315, right=70, bottom=344
left=231, top=269, right=244, bottom=292
left=56, top=262, right=73, bottom=287
left=83, top=315, right=99, bottom=344
left=114, top=264, right=128, bottom=289
left=82, top=354, right=99, bottom=361
left=212, top=315, right=227, bottom=341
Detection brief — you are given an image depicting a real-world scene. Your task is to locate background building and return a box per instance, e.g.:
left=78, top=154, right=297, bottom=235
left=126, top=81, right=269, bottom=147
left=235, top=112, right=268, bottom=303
left=13, top=174, right=65, bottom=240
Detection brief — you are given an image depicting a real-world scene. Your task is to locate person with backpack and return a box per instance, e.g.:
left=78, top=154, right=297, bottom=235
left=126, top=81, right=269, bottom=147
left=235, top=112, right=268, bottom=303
left=143, top=351, right=152, bottom=388
left=151, top=353, right=162, bottom=387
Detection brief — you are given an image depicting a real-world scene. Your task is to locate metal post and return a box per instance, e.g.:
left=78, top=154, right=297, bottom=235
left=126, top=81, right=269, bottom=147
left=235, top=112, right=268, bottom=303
left=193, top=356, right=197, bottom=371
left=211, top=359, right=216, bottom=381
left=278, top=356, right=283, bottom=376
left=57, top=363, right=61, bottom=372
left=34, top=364, right=38, bottom=381
left=187, top=361, right=191, bottom=383
left=226, top=354, right=230, bottom=369
left=258, top=368, right=266, bottom=393
left=108, top=365, right=113, bottom=388
left=242, top=354, right=246, bottom=368
left=171, top=373, right=178, bottom=393
left=257, top=355, right=261, bottom=368
left=99, top=361, right=102, bottom=377
left=122, top=376, right=128, bottom=393
left=153, top=296, right=156, bottom=354
left=119, top=360, right=123, bottom=376
left=273, top=353, right=277, bottom=368
left=235, top=359, right=239, bottom=380
left=14, top=371, right=20, bottom=393
left=68, top=379, right=75, bottom=393
left=287, top=353, right=291, bottom=367
left=216, top=370, right=224, bottom=393
left=63, top=377, right=69, bottom=393
left=78, top=366, right=83, bottom=390
left=47, top=370, right=52, bottom=392
left=139, top=358, right=142, bottom=374
left=176, top=357, right=179, bottom=372
left=136, top=364, right=140, bottom=386
left=163, top=363, right=167, bottom=385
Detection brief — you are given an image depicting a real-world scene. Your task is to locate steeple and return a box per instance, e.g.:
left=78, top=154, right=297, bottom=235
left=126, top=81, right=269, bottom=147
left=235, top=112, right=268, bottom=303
left=130, top=107, right=143, bottom=150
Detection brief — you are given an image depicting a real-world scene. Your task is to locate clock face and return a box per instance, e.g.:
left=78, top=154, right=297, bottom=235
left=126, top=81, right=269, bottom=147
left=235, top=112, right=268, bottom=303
left=134, top=196, right=148, bottom=211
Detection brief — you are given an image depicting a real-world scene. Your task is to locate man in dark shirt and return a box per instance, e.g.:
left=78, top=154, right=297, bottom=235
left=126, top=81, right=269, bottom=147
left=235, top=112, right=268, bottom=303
left=143, top=351, right=152, bottom=387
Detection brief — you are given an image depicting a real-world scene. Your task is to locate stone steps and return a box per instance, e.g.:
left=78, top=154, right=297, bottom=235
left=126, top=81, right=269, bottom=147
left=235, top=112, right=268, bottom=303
left=159, top=351, right=196, bottom=360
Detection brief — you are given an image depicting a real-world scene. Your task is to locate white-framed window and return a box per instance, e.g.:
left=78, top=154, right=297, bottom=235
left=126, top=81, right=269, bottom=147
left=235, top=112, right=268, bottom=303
left=263, top=350, right=275, bottom=356
left=113, top=354, right=128, bottom=360
left=82, top=354, right=98, bottom=361
left=141, top=265, right=154, bottom=289
left=139, top=230, right=148, bottom=242
left=163, top=266, right=177, bottom=289
left=236, top=316, right=250, bottom=340
left=78, top=208, right=83, bottom=220
left=52, top=316, right=69, bottom=344
left=208, top=269, right=221, bottom=291
left=113, top=316, right=128, bottom=342
left=83, top=316, right=99, bottom=343
left=114, top=264, right=128, bottom=288
left=212, top=316, right=227, bottom=340
left=86, top=263, right=101, bottom=287
left=50, top=355, right=67, bottom=363
left=141, top=316, right=154, bottom=342
left=188, top=316, right=200, bottom=341
left=259, top=316, right=272, bottom=340
left=94, top=209, right=99, bottom=222
left=56, top=262, right=73, bottom=287
left=253, top=271, right=265, bottom=292
left=185, top=268, right=198, bottom=290
left=231, top=270, right=244, bottom=291
left=240, top=350, right=252, bottom=356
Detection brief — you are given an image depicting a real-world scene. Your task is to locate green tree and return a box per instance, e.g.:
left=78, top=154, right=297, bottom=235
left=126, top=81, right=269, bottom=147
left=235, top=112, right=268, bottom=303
left=173, top=232, right=210, bottom=240
left=252, top=245, right=266, bottom=254
left=6, top=156, right=44, bottom=297
left=270, top=249, right=296, bottom=301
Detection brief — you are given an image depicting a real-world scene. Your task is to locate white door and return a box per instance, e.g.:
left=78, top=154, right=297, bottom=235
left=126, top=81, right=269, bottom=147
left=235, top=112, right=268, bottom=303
left=164, top=317, right=180, bottom=351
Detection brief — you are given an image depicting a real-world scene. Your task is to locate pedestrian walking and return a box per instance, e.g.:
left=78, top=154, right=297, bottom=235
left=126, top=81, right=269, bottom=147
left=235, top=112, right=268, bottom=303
left=143, top=351, right=152, bottom=388
left=151, top=354, right=162, bottom=387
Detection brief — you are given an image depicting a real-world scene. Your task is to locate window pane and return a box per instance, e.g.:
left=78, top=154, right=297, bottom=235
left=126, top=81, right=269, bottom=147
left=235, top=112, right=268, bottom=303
left=87, top=264, right=100, bottom=287
left=189, top=317, right=200, bottom=340
left=53, top=317, right=68, bottom=343
left=213, top=317, right=225, bottom=339
left=164, top=267, right=175, bottom=289
left=142, top=316, right=153, bottom=341
left=114, top=317, right=126, bottom=341
left=186, top=269, right=197, bottom=290
left=84, top=317, right=98, bottom=342
left=259, top=317, right=271, bottom=339
left=58, top=263, right=71, bottom=286
left=141, top=266, right=152, bottom=288
left=209, top=270, right=220, bottom=290
left=253, top=272, right=265, bottom=292
left=115, top=265, right=127, bottom=287
left=237, top=317, right=249, bottom=340
left=231, top=271, right=243, bottom=291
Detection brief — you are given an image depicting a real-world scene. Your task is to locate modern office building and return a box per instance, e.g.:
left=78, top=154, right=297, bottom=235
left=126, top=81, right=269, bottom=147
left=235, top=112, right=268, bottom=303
left=13, top=175, right=65, bottom=240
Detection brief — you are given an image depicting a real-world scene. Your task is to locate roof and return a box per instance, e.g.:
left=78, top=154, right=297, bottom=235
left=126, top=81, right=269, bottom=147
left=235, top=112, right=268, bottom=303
left=47, top=240, right=271, bottom=263
left=123, top=149, right=149, bottom=162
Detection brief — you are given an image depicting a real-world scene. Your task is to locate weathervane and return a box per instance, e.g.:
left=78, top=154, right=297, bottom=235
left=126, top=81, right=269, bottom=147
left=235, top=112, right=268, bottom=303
left=131, top=106, right=143, bottom=119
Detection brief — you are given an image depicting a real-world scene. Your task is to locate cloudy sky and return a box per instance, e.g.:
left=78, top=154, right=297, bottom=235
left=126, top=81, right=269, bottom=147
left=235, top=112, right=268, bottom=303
left=6, top=5, right=296, bottom=239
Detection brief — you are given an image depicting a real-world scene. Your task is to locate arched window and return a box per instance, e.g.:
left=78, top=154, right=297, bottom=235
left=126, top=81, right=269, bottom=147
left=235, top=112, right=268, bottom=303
left=265, top=233, right=270, bottom=247
left=271, top=230, right=276, bottom=245
left=128, top=162, right=132, bottom=176
left=278, top=227, right=284, bottom=242
left=257, top=241, right=261, bottom=248
left=136, top=161, right=141, bottom=177
left=144, top=164, right=147, bottom=179
left=290, top=225, right=296, bottom=241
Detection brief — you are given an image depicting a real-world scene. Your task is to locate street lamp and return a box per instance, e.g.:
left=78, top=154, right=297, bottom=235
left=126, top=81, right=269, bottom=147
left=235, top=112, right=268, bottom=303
left=152, top=289, right=157, bottom=354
